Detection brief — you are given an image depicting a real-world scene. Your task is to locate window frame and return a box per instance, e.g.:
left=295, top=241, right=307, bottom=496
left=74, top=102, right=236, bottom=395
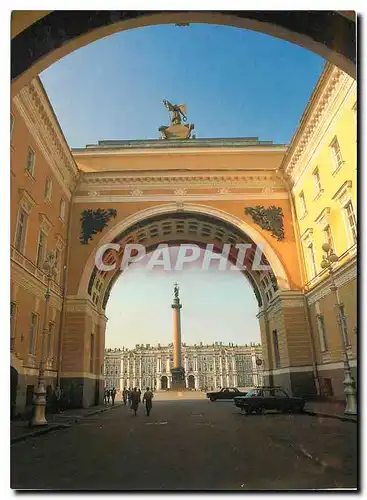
left=330, top=136, right=344, bottom=173
left=44, top=176, right=53, bottom=202
left=25, top=147, right=36, bottom=177
left=344, top=201, right=357, bottom=245
left=312, top=167, right=323, bottom=197
left=14, top=208, right=28, bottom=253
left=316, top=314, right=328, bottom=352
left=36, top=230, right=47, bottom=269
left=307, top=242, right=318, bottom=278
left=299, top=190, right=307, bottom=217
left=59, top=198, right=66, bottom=221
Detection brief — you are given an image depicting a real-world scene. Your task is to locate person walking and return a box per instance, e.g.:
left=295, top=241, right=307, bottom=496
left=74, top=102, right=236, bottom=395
left=130, top=387, right=140, bottom=416
left=122, top=388, right=128, bottom=405
left=137, top=388, right=142, bottom=403
left=142, top=387, right=154, bottom=417
left=111, top=387, right=116, bottom=405
left=53, top=385, right=62, bottom=414
left=103, top=388, right=108, bottom=405
left=128, top=388, right=133, bottom=408
left=106, top=389, right=110, bottom=404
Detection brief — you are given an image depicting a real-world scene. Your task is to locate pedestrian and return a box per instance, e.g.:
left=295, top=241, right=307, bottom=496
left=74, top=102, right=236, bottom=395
left=122, top=388, right=128, bottom=405
left=137, top=387, right=142, bottom=403
left=130, top=387, right=140, bottom=416
left=103, top=388, right=108, bottom=405
left=142, top=387, right=154, bottom=416
left=111, top=387, right=116, bottom=405
left=107, top=389, right=110, bottom=404
left=53, top=385, right=62, bottom=413
left=128, top=388, right=133, bottom=408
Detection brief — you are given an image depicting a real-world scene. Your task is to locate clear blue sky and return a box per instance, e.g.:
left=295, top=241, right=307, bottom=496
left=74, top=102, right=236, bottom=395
left=40, top=24, right=324, bottom=349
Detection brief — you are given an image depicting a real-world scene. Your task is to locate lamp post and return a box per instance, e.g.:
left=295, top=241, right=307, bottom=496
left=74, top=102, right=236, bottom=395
left=320, top=243, right=357, bottom=415
left=31, top=251, right=58, bottom=427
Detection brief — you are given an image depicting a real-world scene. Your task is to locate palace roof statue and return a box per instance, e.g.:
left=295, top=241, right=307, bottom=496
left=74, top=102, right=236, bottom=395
left=159, top=99, right=194, bottom=140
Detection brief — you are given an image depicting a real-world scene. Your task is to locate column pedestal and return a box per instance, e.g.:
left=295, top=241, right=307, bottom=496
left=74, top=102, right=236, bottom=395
left=171, top=367, right=186, bottom=390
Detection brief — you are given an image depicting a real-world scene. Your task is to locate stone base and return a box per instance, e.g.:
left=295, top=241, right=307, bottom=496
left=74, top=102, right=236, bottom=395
left=265, top=369, right=317, bottom=398
left=171, top=367, right=186, bottom=390
left=159, top=123, right=194, bottom=140
left=60, top=376, right=104, bottom=408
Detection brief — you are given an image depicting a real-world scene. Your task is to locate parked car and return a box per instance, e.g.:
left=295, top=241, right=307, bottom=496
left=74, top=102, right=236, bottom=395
left=206, top=387, right=247, bottom=402
left=234, top=387, right=305, bottom=414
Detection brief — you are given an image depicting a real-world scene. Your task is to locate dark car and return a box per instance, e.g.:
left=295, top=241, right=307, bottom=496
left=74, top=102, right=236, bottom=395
left=234, top=387, right=305, bottom=414
left=206, top=387, right=247, bottom=402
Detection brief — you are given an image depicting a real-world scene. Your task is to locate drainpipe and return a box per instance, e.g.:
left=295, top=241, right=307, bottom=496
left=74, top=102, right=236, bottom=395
left=278, top=169, right=320, bottom=396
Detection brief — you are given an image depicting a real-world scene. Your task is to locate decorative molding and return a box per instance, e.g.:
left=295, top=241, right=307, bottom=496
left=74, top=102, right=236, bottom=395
left=245, top=206, right=285, bottom=241
left=314, top=207, right=330, bottom=226
left=18, top=188, right=36, bottom=214
left=129, top=189, right=143, bottom=196
left=73, top=192, right=289, bottom=203
left=39, top=213, right=53, bottom=235
left=174, top=188, right=187, bottom=196
left=300, top=228, right=313, bottom=243
left=332, top=180, right=353, bottom=205
left=55, top=234, right=66, bottom=251
left=87, top=191, right=99, bottom=197
left=80, top=208, right=117, bottom=244
left=218, top=188, right=230, bottom=194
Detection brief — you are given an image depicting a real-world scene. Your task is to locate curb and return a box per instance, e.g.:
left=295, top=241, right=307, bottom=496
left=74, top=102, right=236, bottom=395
left=11, top=403, right=123, bottom=444
left=304, top=409, right=357, bottom=423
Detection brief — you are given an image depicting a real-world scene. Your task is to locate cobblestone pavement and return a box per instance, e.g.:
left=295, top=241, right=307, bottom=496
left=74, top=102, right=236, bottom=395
left=11, top=399, right=357, bottom=491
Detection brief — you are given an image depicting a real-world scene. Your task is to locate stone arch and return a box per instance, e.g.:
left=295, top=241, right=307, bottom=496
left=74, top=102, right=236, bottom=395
left=11, top=11, right=355, bottom=95
left=187, top=374, right=195, bottom=390
left=77, top=202, right=290, bottom=304
left=161, top=376, right=168, bottom=390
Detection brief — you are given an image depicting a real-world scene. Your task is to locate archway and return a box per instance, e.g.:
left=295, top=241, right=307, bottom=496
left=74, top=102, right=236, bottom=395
left=11, top=11, right=355, bottom=96
left=61, top=202, right=317, bottom=408
left=161, top=376, right=168, bottom=390
left=187, top=375, right=195, bottom=390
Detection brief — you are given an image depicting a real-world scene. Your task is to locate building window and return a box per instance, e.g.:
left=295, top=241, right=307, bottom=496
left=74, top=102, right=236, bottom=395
left=15, top=208, right=28, bottom=253
left=11, top=302, right=17, bottom=350
left=44, top=177, right=52, bottom=201
left=47, top=322, right=55, bottom=358
left=312, top=168, right=322, bottom=196
left=307, top=243, right=318, bottom=278
left=345, top=201, right=357, bottom=245
left=55, top=248, right=62, bottom=283
left=330, top=136, right=344, bottom=172
left=25, top=147, right=36, bottom=176
left=299, top=191, right=307, bottom=217
left=273, top=330, right=280, bottom=368
left=339, top=304, right=350, bottom=346
left=29, top=313, right=38, bottom=355
left=316, top=314, right=328, bottom=352
left=323, top=225, right=334, bottom=250
left=60, top=199, right=66, bottom=221
left=36, top=230, right=47, bottom=268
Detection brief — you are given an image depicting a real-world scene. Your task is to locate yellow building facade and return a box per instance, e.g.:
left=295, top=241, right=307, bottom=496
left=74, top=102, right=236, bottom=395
left=10, top=62, right=357, bottom=414
left=281, top=63, right=357, bottom=397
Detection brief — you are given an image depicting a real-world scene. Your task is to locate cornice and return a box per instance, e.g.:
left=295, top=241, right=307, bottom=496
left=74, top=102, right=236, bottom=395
left=14, top=78, right=79, bottom=197
left=280, top=65, right=355, bottom=185
left=314, top=207, right=330, bottom=226
left=332, top=180, right=353, bottom=201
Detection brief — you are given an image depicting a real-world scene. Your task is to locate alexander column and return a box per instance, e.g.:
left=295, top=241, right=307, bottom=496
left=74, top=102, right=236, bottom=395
left=171, top=283, right=186, bottom=390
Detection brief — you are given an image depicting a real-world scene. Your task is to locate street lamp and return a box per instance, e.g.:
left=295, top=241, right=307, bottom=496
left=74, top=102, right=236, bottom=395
left=320, top=243, right=357, bottom=415
left=31, top=251, right=58, bottom=427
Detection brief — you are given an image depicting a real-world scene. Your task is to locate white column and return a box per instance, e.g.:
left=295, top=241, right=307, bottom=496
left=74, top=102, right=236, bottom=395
left=166, top=356, right=170, bottom=373
left=167, top=376, right=171, bottom=388
left=194, top=375, right=198, bottom=389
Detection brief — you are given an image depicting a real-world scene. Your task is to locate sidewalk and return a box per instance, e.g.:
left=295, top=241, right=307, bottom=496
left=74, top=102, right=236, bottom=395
left=304, top=400, right=357, bottom=422
left=11, top=402, right=123, bottom=444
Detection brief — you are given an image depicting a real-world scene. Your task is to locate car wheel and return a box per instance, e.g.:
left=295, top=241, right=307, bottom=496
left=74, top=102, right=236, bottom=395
left=295, top=405, right=304, bottom=413
left=255, top=406, right=264, bottom=415
left=210, top=397, right=216, bottom=402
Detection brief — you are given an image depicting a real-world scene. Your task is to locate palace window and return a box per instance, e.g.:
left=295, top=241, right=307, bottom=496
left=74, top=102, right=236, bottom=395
left=15, top=208, right=28, bottom=253
left=29, top=313, right=38, bottom=355
left=307, top=243, right=318, bottom=278
left=60, top=198, right=66, bottom=221
left=330, top=136, right=344, bottom=172
left=36, top=230, right=47, bottom=268
left=273, top=330, right=280, bottom=368
left=299, top=191, right=307, bottom=217
left=316, top=314, right=328, bottom=352
left=312, top=167, right=322, bottom=196
left=345, top=201, right=357, bottom=245
left=25, top=147, right=36, bottom=176
left=44, top=177, right=52, bottom=201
